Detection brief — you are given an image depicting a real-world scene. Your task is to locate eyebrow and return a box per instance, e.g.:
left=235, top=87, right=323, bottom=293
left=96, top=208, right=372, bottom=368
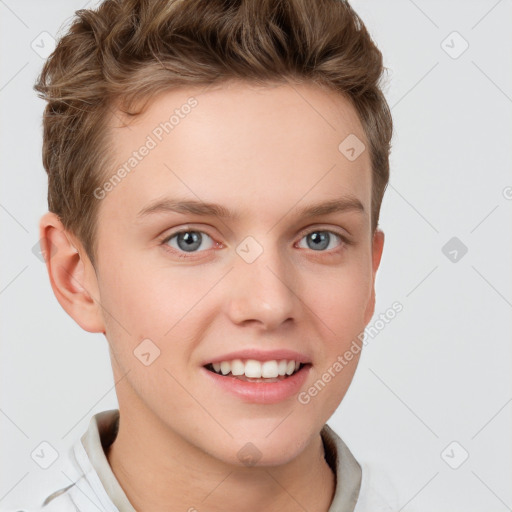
left=136, top=195, right=365, bottom=220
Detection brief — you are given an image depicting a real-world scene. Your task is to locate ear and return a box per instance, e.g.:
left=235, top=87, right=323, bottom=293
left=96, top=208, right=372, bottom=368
left=364, top=228, right=385, bottom=325
left=39, top=211, right=105, bottom=333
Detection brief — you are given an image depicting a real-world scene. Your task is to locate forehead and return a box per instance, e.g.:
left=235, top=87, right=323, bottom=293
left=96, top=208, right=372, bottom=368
left=100, top=81, right=371, bottom=226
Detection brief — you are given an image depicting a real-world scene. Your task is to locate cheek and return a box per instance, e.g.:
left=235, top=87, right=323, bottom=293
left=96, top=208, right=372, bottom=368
left=97, top=254, right=217, bottom=354
left=306, top=271, right=370, bottom=412
left=309, top=259, right=372, bottom=330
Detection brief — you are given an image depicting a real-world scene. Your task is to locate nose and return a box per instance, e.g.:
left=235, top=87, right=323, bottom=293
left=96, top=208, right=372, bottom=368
left=224, top=239, right=299, bottom=330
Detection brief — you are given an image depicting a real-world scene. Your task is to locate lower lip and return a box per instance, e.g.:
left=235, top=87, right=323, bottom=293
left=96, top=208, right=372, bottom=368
left=200, top=365, right=312, bottom=404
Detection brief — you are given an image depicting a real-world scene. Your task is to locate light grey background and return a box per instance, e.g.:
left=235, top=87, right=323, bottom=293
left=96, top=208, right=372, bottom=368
left=1, top=1, right=511, bottom=510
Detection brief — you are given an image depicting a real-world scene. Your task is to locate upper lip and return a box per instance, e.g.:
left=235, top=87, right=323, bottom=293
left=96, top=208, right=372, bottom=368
left=202, top=349, right=312, bottom=366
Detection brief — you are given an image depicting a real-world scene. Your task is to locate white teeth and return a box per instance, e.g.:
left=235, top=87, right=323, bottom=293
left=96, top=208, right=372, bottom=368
left=261, top=360, right=279, bottom=378
left=220, top=361, right=231, bottom=375
left=245, top=360, right=262, bottom=378
left=231, top=359, right=245, bottom=376
left=209, top=358, right=304, bottom=379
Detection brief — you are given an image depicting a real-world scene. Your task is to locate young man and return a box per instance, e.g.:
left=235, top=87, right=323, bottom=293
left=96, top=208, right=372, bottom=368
left=28, top=0, right=395, bottom=510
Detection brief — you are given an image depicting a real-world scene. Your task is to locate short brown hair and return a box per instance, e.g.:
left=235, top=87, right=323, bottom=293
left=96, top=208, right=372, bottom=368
left=34, top=0, right=392, bottom=267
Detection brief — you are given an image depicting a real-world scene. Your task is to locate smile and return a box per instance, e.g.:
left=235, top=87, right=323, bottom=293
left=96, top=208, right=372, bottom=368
left=201, top=360, right=312, bottom=404
left=204, top=358, right=306, bottom=382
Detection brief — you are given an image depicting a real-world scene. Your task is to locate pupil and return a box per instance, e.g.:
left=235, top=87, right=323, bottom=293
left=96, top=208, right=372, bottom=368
left=178, top=231, right=201, bottom=252
left=309, top=231, right=329, bottom=251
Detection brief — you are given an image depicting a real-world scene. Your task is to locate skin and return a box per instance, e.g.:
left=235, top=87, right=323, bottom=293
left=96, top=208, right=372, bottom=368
left=40, top=80, right=384, bottom=512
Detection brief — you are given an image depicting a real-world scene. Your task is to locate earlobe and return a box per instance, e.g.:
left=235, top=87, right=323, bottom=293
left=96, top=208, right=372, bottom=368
left=372, top=228, right=385, bottom=274
left=39, top=212, right=105, bottom=333
left=364, top=228, right=385, bottom=325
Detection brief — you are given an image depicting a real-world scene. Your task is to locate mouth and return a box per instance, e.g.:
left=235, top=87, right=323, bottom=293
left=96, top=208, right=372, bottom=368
left=203, top=359, right=311, bottom=383
left=201, top=357, right=313, bottom=404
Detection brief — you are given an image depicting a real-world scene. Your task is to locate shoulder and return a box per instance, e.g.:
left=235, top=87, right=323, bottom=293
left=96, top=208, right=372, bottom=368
left=9, top=442, right=107, bottom=512
left=12, top=477, right=110, bottom=512
left=9, top=409, right=122, bottom=512
left=321, top=424, right=400, bottom=512
left=354, top=460, right=401, bottom=512
left=6, top=483, right=78, bottom=512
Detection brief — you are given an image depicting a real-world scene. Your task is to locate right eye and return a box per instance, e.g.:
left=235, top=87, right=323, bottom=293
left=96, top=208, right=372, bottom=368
left=160, top=229, right=219, bottom=258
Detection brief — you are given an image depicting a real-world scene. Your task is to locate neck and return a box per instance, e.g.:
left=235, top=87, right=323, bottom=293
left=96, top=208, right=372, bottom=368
left=106, top=408, right=336, bottom=512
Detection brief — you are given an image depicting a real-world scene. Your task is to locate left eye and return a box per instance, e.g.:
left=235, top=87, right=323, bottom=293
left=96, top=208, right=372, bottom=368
left=163, top=230, right=215, bottom=254
left=296, top=230, right=343, bottom=252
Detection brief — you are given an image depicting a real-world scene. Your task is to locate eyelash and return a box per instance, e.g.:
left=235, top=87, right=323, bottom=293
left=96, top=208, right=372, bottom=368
left=160, top=226, right=353, bottom=260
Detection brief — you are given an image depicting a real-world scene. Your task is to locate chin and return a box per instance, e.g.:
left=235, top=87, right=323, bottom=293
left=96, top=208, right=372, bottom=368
left=209, top=428, right=313, bottom=468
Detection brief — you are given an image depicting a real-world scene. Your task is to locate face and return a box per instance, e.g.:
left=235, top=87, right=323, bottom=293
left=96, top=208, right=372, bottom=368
left=89, top=80, right=383, bottom=466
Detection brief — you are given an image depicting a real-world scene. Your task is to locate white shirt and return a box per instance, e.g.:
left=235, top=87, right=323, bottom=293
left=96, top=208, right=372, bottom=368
left=15, top=409, right=398, bottom=512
